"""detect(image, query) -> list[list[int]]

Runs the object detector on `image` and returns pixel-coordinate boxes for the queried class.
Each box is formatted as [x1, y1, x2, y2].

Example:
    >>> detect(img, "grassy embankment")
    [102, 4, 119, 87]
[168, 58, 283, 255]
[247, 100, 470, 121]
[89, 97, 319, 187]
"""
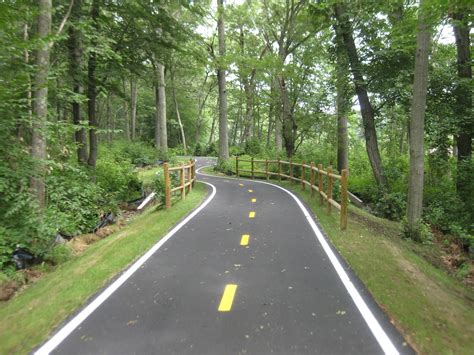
[203, 164, 474, 354]
[0, 182, 208, 354]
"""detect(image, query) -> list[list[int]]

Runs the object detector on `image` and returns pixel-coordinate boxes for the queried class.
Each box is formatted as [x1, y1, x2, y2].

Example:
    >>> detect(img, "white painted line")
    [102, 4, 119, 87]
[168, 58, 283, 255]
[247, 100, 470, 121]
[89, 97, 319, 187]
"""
[35, 181, 217, 355]
[197, 167, 399, 355]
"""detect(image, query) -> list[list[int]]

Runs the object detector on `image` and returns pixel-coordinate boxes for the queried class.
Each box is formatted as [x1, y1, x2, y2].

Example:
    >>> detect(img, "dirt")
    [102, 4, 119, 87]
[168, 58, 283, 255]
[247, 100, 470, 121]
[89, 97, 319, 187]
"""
[0, 281, 18, 301]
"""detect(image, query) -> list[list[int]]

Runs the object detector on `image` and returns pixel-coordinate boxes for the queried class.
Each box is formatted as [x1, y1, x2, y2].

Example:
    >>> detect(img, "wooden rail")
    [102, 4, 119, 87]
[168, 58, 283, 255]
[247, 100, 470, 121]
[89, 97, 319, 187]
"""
[236, 157, 349, 230]
[163, 159, 196, 209]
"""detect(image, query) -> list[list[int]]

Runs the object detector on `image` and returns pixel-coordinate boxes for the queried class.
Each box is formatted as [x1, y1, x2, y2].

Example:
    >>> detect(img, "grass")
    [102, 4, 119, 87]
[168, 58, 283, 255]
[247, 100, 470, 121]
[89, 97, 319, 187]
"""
[205, 166, 474, 354]
[0, 182, 208, 355]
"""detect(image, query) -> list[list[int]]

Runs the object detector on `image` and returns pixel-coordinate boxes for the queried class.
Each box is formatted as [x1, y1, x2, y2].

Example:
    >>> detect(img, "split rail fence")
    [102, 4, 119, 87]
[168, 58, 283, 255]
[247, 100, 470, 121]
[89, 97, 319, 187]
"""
[235, 157, 349, 230]
[163, 159, 196, 209]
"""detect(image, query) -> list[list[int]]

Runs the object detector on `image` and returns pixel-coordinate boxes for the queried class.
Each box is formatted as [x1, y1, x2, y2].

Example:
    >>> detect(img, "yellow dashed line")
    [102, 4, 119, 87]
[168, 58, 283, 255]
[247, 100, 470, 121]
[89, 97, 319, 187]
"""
[240, 234, 250, 246]
[251, 198, 257, 203]
[239, 183, 244, 187]
[218, 284, 238, 312]
[249, 211, 256, 218]
[248, 189, 253, 193]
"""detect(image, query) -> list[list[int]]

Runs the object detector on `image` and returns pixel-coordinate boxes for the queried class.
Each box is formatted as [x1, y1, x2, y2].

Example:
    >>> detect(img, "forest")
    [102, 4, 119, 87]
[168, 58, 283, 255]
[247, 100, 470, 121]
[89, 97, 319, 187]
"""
[0, 0, 472, 281]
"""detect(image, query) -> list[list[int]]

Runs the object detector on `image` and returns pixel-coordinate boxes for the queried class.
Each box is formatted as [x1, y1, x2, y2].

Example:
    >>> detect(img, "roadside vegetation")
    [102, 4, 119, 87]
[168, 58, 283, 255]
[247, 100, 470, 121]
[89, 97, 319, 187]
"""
[0, 182, 207, 355]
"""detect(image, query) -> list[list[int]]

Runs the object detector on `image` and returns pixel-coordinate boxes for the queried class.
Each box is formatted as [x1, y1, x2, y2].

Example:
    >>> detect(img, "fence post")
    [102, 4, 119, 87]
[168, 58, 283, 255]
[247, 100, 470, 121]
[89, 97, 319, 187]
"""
[310, 162, 315, 197]
[318, 163, 323, 205]
[181, 163, 186, 200]
[164, 162, 171, 209]
[189, 159, 193, 192]
[290, 159, 293, 182]
[327, 166, 333, 213]
[265, 159, 269, 180]
[340, 169, 348, 230]
[301, 161, 305, 190]
[278, 159, 282, 182]
[251, 157, 255, 179]
[191, 160, 195, 187]
[236, 156, 239, 177]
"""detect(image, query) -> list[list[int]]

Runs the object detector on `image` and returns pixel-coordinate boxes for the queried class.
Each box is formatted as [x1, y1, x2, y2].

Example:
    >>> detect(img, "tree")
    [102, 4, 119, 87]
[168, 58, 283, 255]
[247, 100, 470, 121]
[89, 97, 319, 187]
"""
[334, 3, 389, 188]
[451, 6, 472, 202]
[217, 0, 229, 162]
[68, 0, 88, 164]
[30, 0, 52, 209]
[87, 0, 99, 169]
[406, 0, 431, 240]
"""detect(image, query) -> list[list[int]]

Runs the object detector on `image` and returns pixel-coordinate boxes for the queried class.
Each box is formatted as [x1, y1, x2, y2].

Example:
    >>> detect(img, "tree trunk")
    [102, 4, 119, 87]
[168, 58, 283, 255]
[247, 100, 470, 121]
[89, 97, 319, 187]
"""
[278, 75, 295, 157]
[130, 78, 137, 141]
[106, 94, 112, 143]
[87, 0, 99, 169]
[334, 4, 389, 189]
[154, 82, 160, 148]
[334, 19, 350, 172]
[407, 0, 431, 241]
[217, 0, 229, 162]
[452, 10, 473, 197]
[68, 0, 88, 163]
[157, 63, 167, 152]
[30, 0, 52, 209]
[171, 70, 187, 154]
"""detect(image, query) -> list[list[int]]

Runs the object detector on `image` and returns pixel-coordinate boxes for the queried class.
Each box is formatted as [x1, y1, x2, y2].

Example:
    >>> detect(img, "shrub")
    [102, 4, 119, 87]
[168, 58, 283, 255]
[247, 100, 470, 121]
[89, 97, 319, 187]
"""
[43, 244, 72, 265]
[152, 169, 180, 203]
[205, 142, 218, 156]
[215, 159, 234, 175]
[244, 138, 261, 156]
[194, 143, 203, 156]
[95, 157, 142, 204]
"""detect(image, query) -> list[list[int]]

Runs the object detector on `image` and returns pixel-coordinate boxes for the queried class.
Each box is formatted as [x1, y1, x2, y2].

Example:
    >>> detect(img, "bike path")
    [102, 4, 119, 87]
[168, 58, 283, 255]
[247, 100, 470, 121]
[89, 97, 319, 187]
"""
[37, 157, 412, 354]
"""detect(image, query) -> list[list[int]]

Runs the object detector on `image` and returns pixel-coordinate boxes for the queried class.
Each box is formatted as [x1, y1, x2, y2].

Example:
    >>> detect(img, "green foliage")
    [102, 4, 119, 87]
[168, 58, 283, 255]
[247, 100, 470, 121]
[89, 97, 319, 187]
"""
[244, 137, 261, 156]
[215, 159, 234, 175]
[43, 244, 72, 266]
[205, 142, 218, 156]
[194, 143, 203, 156]
[152, 169, 179, 202]
[402, 218, 433, 244]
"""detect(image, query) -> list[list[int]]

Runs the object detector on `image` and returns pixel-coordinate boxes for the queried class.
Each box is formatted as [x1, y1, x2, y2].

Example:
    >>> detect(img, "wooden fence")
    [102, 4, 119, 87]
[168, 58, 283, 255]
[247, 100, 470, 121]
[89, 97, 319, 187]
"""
[163, 159, 196, 209]
[235, 157, 349, 230]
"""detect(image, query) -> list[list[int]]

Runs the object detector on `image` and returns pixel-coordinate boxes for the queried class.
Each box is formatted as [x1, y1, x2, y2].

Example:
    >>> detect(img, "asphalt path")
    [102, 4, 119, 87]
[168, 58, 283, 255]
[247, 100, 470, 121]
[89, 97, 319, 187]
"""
[36, 157, 412, 355]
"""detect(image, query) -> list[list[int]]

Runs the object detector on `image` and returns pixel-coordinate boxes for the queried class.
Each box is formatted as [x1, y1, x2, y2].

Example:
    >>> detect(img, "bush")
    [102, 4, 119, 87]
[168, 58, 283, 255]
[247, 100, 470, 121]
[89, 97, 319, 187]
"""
[372, 190, 407, 221]
[43, 244, 72, 265]
[215, 159, 234, 175]
[153, 169, 179, 203]
[205, 142, 218, 156]
[244, 138, 261, 156]
[95, 157, 142, 204]
[194, 143, 203, 156]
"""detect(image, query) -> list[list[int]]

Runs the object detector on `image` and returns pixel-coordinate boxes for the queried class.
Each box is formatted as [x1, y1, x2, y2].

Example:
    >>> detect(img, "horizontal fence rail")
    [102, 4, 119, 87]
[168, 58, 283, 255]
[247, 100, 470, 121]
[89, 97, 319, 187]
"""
[163, 159, 196, 209]
[236, 157, 349, 230]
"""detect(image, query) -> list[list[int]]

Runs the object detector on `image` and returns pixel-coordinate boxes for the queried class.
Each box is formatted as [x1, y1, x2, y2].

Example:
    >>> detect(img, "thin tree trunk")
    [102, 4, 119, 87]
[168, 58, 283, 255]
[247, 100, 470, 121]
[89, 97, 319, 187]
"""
[130, 78, 137, 141]
[87, 0, 99, 169]
[30, 0, 52, 209]
[334, 4, 389, 189]
[407, 0, 431, 240]
[208, 112, 217, 145]
[19, 22, 32, 140]
[217, 0, 229, 162]
[171, 70, 187, 154]
[195, 78, 213, 143]
[68, 0, 88, 163]
[106, 94, 112, 143]
[334, 20, 350, 172]
[452, 10, 473, 196]
[154, 81, 160, 148]
[157, 63, 167, 152]
[273, 77, 283, 151]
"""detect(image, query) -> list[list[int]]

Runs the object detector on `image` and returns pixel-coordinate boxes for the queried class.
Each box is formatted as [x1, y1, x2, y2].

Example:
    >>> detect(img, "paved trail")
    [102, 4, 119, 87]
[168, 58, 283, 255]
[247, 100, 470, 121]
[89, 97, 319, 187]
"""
[37, 157, 412, 355]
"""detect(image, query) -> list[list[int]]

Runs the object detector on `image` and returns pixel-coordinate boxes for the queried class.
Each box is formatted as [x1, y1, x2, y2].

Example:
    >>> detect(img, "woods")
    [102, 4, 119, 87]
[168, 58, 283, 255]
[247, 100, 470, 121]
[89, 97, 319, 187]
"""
[0, 1, 472, 279]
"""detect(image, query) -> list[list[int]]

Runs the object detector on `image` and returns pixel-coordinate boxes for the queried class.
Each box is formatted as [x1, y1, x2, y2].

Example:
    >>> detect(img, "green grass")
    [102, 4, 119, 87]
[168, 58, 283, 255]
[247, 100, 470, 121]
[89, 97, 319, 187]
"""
[137, 166, 161, 186]
[206, 166, 474, 354]
[0, 183, 208, 355]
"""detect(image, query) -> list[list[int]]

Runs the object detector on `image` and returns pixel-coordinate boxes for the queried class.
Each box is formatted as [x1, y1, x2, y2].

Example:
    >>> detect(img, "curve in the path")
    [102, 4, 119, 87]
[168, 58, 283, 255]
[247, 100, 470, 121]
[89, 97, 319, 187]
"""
[35, 157, 412, 355]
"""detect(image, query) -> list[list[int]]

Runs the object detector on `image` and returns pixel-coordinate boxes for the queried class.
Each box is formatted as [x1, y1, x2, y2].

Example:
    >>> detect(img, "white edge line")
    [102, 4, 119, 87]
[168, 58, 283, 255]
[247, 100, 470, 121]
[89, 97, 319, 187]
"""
[197, 166, 399, 355]
[35, 180, 216, 355]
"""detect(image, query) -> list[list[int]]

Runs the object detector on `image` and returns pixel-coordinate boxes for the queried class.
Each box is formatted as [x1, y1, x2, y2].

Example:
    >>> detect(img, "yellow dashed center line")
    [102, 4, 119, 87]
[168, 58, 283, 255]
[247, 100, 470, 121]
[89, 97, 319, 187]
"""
[239, 183, 244, 187]
[249, 211, 256, 218]
[248, 189, 253, 193]
[240, 234, 250, 246]
[251, 198, 257, 203]
[218, 284, 238, 312]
